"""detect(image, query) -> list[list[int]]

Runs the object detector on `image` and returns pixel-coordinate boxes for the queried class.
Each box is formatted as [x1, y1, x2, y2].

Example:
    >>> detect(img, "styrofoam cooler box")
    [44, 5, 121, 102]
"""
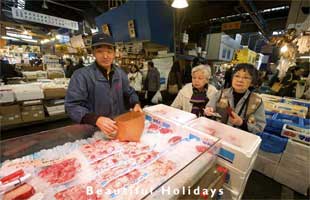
[12, 84, 44, 101]
[258, 149, 282, 163]
[284, 139, 310, 162]
[281, 124, 309, 144]
[144, 104, 197, 123]
[218, 151, 256, 193]
[181, 126, 221, 163]
[143, 104, 197, 133]
[274, 166, 309, 195]
[186, 117, 261, 171]
[221, 184, 244, 200]
[0, 89, 15, 103]
[254, 155, 278, 178]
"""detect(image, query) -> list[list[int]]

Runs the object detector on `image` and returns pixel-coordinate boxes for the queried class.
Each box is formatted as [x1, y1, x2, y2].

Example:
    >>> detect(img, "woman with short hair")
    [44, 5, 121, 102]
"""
[205, 63, 266, 134]
[171, 64, 218, 117]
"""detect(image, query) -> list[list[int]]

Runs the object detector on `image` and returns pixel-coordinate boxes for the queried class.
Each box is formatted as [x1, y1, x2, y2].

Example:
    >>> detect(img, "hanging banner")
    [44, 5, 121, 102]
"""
[12, 7, 79, 30]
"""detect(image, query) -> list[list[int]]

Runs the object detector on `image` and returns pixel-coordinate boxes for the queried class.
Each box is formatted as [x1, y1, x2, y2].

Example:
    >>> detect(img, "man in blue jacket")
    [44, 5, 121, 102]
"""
[65, 33, 142, 139]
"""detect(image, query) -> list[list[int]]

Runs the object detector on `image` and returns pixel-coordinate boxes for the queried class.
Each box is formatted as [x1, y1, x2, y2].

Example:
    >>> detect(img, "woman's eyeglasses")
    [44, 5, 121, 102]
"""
[233, 74, 252, 81]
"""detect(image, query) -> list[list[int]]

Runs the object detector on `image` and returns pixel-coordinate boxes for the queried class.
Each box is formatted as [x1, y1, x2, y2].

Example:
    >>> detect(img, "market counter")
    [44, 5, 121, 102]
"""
[0, 121, 221, 200]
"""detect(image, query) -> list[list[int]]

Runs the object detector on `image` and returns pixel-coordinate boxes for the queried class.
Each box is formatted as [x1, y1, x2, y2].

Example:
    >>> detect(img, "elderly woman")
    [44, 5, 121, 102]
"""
[171, 64, 218, 117]
[205, 63, 266, 134]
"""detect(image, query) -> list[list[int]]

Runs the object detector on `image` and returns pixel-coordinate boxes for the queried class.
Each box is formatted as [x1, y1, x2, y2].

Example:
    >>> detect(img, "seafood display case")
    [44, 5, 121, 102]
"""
[1, 119, 221, 200]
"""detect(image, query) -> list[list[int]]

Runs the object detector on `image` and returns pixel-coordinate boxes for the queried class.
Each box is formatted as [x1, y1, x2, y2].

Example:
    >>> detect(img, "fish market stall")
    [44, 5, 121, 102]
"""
[0, 108, 222, 200]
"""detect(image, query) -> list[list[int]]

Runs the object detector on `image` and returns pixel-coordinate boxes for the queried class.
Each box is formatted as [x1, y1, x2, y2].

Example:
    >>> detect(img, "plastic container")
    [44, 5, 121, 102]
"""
[265, 111, 275, 127]
[283, 98, 310, 108]
[271, 113, 303, 129]
[114, 111, 145, 142]
[186, 117, 261, 172]
[258, 132, 288, 153]
[217, 152, 256, 193]
[254, 155, 278, 178]
[281, 124, 309, 145]
[274, 102, 308, 118]
[263, 126, 282, 135]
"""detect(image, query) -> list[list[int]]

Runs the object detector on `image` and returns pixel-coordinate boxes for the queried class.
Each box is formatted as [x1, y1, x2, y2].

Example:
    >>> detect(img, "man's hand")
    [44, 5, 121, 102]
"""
[96, 116, 118, 139]
[133, 104, 143, 112]
[204, 107, 215, 116]
[229, 112, 243, 126]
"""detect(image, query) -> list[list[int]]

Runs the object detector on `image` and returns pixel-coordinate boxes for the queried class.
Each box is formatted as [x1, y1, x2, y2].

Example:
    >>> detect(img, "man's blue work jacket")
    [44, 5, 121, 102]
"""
[65, 62, 139, 123]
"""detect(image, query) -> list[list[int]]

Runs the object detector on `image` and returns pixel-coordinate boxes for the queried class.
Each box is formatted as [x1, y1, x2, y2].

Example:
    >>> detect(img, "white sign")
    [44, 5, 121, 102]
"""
[12, 8, 79, 30]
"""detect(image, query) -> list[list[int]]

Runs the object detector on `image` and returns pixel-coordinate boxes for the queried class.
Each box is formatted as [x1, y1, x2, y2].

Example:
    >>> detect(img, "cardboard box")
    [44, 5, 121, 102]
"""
[21, 110, 45, 123]
[0, 104, 20, 116]
[22, 100, 43, 106]
[43, 88, 66, 99]
[22, 104, 44, 112]
[0, 114, 22, 126]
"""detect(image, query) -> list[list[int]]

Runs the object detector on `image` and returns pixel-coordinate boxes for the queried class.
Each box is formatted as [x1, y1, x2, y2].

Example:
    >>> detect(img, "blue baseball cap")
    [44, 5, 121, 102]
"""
[91, 33, 115, 48]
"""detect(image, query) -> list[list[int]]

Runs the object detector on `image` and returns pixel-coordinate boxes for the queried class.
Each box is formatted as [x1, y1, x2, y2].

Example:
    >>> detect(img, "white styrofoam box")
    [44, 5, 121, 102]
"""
[274, 166, 309, 195]
[279, 152, 309, 178]
[143, 104, 197, 133]
[0, 89, 15, 103]
[284, 139, 310, 162]
[222, 184, 244, 200]
[254, 155, 278, 178]
[281, 124, 309, 145]
[217, 152, 256, 193]
[258, 149, 282, 163]
[187, 117, 261, 172]
[12, 84, 44, 101]
[144, 104, 197, 124]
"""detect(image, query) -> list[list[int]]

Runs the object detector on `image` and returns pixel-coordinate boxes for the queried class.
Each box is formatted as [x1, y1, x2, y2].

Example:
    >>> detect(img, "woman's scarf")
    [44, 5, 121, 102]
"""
[190, 85, 209, 117]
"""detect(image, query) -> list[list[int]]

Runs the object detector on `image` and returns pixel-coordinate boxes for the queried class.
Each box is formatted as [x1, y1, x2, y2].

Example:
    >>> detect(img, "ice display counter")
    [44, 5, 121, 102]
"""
[1, 119, 221, 200]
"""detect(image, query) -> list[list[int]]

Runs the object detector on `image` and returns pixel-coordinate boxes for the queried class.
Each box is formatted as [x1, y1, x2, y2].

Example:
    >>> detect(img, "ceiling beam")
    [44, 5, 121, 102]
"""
[239, 0, 269, 40]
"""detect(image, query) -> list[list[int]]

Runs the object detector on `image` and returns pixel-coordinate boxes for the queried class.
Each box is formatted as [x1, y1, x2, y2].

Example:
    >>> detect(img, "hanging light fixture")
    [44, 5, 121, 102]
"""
[171, 0, 188, 9]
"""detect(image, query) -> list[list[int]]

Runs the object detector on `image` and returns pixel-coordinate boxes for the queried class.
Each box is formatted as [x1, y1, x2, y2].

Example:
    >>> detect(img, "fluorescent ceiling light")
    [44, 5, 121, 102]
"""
[1, 36, 20, 41]
[7, 32, 32, 39]
[171, 0, 189, 8]
[22, 39, 38, 43]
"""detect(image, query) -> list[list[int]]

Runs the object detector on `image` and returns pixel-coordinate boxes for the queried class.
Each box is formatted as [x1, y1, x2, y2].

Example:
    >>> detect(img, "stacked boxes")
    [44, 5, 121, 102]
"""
[21, 101, 45, 123]
[12, 84, 44, 101]
[0, 104, 22, 126]
[273, 140, 310, 195]
[186, 117, 262, 199]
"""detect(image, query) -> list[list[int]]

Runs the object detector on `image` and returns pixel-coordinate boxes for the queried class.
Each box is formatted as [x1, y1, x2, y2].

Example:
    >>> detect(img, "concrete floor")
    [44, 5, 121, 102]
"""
[1, 118, 309, 199]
